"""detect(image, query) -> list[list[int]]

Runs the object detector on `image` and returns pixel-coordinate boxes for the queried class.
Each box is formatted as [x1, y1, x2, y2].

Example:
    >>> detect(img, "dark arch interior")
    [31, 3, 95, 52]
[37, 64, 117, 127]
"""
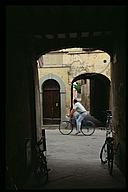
[42, 79, 60, 90]
[72, 73, 110, 124]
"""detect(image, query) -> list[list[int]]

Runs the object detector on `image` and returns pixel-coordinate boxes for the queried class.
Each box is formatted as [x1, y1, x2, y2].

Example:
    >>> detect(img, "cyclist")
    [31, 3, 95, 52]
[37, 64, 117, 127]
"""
[69, 99, 88, 135]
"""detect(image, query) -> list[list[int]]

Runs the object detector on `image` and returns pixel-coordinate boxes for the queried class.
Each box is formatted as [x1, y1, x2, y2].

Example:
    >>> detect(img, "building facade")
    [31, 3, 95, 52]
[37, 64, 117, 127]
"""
[38, 48, 111, 125]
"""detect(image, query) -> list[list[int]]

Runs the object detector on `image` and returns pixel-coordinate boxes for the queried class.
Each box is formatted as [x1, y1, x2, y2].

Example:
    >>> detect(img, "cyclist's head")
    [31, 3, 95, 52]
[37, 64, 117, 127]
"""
[73, 99, 78, 104]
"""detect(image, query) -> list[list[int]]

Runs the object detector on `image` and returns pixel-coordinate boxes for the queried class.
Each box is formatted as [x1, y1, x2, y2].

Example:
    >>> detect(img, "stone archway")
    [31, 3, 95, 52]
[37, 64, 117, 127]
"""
[72, 73, 111, 124]
[39, 73, 66, 126]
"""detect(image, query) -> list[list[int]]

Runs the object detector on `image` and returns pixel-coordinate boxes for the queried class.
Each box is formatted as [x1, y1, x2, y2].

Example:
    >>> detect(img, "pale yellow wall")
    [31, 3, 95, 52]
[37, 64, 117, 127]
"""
[81, 79, 90, 110]
[38, 48, 111, 80]
[63, 50, 111, 80]
[38, 48, 111, 116]
[42, 53, 63, 66]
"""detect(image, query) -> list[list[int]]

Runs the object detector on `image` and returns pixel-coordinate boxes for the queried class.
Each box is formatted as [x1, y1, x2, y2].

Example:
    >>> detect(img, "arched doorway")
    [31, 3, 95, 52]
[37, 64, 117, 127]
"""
[42, 79, 61, 125]
[72, 73, 111, 125]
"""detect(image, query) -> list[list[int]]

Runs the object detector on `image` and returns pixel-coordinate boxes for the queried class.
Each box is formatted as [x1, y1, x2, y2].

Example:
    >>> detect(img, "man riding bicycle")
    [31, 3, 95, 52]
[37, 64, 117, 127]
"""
[69, 99, 88, 135]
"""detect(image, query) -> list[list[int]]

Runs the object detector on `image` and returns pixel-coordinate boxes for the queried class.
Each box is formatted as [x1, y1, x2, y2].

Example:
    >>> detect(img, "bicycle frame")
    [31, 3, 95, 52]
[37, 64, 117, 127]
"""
[106, 111, 112, 137]
[100, 110, 115, 175]
[32, 137, 49, 188]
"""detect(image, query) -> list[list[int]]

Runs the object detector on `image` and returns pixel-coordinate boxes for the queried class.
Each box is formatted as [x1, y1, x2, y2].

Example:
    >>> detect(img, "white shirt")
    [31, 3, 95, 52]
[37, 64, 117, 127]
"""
[73, 102, 87, 114]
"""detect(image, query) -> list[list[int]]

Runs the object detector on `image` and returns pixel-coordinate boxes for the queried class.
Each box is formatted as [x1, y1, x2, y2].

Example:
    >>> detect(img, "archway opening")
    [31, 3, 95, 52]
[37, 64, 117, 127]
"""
[36, 47, 124, 189]
[37, 48, 111, 124]
[72, 73, 111, 125]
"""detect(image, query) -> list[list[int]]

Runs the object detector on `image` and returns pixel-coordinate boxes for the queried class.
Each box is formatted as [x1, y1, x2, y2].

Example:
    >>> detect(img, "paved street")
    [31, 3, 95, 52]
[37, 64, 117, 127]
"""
[42, 128, 126, 190]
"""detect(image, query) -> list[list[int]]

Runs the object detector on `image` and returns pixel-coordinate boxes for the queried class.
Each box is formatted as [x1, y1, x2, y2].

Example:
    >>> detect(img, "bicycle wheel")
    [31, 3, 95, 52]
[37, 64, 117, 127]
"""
[81, 120, 95, 136]
[100, 142, 107, 164]
[59, 121, 73, 135]
[107, 143, 114, 175]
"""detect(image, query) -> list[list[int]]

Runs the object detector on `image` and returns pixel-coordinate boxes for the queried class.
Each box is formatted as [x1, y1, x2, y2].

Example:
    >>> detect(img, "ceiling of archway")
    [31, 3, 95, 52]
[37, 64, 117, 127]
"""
[6, 6, 126, 56]
[7, 6, 125, 35]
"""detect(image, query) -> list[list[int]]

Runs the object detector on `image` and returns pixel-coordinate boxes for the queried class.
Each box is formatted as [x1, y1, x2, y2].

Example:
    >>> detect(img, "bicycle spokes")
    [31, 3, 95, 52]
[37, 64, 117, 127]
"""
[59, 121, 73, 135]
[81, 121, 95, 136]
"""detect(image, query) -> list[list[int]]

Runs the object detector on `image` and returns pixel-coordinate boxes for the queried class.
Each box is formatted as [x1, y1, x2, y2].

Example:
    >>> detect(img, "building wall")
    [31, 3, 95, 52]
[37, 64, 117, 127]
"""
[81, 79, 90, 110]
[38, 48, 111, 121]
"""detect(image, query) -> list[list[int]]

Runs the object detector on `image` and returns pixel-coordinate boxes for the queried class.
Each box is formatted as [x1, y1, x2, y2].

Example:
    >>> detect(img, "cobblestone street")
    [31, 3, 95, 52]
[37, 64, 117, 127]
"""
[42, 128, 126, 190]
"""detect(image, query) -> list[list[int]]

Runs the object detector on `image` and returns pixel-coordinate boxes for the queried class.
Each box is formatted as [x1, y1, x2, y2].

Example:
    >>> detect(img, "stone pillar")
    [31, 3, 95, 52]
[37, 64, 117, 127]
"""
[31, 54, 42, 141]
[6, 33, 38, 186]
[111, 28, 126, 175]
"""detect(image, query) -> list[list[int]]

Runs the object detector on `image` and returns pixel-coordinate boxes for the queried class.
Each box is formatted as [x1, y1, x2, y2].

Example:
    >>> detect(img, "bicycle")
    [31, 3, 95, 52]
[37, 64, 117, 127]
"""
[59, 114, 95, 136]
[100, 110, 120, 175]
[32, 136, 49, 186]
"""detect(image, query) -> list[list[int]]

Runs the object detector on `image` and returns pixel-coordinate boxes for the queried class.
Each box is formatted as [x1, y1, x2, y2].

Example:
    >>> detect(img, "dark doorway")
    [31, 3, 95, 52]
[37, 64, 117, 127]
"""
[42, 79, 61, 125]
[72, 73, 111, 125]
[90, 74, 110, 124]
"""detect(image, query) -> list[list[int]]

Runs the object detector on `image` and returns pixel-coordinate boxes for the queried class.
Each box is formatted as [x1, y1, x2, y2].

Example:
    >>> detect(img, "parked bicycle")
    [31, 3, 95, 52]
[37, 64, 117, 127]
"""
[100, 110, 120, 175]
[59, 115, 95, 136]
[32, 136, 49, 186]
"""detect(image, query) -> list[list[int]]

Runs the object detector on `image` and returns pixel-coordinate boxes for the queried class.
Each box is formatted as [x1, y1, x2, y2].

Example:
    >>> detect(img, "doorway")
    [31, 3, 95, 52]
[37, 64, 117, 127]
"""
[71, 73, 111, 125]
[42, 79, 61, 125]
